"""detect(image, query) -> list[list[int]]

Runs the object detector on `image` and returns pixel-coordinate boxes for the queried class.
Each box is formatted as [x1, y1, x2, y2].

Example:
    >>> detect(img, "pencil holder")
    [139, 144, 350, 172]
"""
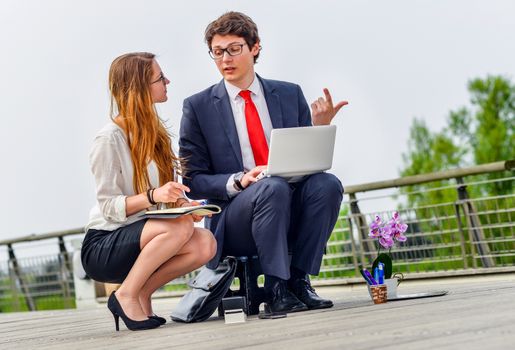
[383, 278, 399, 298]
[369, 285, 387, 304]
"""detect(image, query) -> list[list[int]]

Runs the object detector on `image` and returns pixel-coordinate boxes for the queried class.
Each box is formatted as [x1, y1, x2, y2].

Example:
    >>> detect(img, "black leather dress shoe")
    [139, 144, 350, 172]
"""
[289, 276, 334, 310]
[266, 280, 308, 313]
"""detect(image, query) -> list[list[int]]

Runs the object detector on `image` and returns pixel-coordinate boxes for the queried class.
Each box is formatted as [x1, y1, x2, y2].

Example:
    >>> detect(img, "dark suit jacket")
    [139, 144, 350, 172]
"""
[179, 75, 312, 267]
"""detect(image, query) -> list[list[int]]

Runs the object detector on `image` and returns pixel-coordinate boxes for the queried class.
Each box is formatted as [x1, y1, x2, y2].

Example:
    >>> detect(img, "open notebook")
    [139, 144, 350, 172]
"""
[144, 204, 221, 219]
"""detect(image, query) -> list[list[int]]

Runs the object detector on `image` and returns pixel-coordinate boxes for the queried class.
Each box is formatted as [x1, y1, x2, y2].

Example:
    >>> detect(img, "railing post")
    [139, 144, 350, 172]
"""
[346, 217, 361, 276]
[349, 194, 374, 266]
[58, 236, 72, 273]
[58, 236, 73, 308]
[456, 177, 495, 268]
[7, 244, 36, 311]
[349, 193, 375, 253]
[7, 249, 21, 312]
[454, 203, 469, 269]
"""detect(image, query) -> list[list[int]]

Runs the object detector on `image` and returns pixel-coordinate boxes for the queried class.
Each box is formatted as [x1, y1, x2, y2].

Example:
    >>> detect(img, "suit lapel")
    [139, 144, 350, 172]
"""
[213, 81, 244, 169]
[259, 75, 284, 129]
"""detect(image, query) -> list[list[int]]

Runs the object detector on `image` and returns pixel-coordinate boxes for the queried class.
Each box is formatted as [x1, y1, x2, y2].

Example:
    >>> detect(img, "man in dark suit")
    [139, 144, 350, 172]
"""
[179, 12, 347, 313]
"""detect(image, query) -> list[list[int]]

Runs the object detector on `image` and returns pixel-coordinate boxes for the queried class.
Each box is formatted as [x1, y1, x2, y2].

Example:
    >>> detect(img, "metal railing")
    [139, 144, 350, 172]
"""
[1, 160, 513, 312]
[318, 160, 515, 282]
[0, 229, 84, 312]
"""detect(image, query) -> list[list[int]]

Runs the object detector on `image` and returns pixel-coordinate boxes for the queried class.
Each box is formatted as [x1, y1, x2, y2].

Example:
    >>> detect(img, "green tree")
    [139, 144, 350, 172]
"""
[401, 75, 515, 207]
[456, 77, 515, 194]
[400, 119, 464, 207]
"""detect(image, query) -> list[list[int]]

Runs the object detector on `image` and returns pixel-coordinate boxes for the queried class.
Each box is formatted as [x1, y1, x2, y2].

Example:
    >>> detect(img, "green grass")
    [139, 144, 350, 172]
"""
[0, 293, 75, 313]
[162, 284, 190, 292]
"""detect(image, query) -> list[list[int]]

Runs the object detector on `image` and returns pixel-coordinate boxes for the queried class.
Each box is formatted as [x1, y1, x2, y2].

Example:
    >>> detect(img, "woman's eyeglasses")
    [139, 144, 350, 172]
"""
[151, 72, 167, 84]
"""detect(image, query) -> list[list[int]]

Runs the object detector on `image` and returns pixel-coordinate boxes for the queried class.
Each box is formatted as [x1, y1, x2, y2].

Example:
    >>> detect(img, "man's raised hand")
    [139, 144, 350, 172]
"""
[311, 88, 348, 126]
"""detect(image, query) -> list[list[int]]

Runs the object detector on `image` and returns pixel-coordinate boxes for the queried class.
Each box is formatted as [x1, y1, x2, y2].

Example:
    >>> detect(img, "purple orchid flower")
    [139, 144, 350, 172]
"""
[394, 231, 408, 242]
[370, 212, 409, 248]
[368, 215, 383, 238]
[379, 235, 395, 249]
[389, 211, 408, 242]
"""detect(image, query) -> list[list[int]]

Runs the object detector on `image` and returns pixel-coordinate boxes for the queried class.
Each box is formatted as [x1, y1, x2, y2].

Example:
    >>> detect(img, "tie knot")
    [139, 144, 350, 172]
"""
[239, 90, 252, 102]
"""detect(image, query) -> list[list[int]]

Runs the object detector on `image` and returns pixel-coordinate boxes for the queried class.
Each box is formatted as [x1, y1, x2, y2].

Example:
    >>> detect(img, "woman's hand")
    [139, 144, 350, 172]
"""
[188, 200, 209, 222]
[153, 182, 190, 204]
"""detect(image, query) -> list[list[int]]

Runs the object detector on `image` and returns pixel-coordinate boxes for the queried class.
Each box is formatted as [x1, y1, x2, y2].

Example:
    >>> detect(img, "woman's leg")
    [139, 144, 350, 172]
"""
[114, 216, 195, 320]
[138, 228, 216, 315]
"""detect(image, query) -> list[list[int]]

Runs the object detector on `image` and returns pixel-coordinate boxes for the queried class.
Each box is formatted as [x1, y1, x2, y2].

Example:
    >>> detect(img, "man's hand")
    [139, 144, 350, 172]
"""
[311, 88, 348, 126]
[241, 165, 268, 188]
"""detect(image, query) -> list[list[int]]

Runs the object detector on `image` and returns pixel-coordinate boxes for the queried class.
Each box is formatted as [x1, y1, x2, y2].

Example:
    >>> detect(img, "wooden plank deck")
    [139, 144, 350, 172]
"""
[1, 273, 515, 350]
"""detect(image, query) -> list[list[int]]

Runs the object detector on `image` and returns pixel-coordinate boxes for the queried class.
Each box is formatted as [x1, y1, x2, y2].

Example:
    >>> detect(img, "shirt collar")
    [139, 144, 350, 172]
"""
[224, 74, 263, 102]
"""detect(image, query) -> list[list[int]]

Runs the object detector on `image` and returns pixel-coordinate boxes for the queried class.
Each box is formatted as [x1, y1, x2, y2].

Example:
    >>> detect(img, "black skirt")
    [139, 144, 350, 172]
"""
[81, 219, 147, 283]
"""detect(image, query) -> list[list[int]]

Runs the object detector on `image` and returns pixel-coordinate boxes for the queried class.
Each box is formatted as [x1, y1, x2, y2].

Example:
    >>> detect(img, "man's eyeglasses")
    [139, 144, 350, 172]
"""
[209, 43, 246, 60]
[151, 72, 167, 85]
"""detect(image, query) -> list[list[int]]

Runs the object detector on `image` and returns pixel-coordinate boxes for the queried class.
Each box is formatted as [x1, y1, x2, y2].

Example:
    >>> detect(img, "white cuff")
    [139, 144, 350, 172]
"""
[103, 195, 128, 223]
[226, 174, 240, 198]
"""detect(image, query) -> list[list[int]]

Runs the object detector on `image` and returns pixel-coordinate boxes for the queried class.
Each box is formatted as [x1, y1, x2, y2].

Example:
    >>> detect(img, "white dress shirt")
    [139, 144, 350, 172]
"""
[224, 75, 273, 196]
[86, 122, 161, 231]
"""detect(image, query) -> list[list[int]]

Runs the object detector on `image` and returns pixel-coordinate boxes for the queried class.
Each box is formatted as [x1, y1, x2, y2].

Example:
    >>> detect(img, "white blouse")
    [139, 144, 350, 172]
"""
[86, 122, 160, 232]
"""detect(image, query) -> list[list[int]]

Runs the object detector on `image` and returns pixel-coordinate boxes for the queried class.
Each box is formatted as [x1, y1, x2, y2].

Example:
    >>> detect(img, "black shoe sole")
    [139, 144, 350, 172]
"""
[306, 302, 334, 310]
[266, 303, 308, 314]
[286, 305, 309, 313]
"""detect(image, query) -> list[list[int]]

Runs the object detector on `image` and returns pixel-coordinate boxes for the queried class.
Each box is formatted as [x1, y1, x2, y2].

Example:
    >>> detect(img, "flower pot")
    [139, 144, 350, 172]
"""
[369, 285, 387, 304]
[367, 277, 401, 300]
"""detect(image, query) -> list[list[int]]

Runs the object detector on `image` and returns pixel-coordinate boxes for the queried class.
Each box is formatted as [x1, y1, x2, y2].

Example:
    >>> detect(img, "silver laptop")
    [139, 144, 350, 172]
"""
[257, 125, 337, 180]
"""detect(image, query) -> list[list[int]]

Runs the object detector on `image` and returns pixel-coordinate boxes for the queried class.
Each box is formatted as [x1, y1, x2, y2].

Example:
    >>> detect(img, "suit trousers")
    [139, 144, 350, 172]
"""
[221, 172, 343, 280]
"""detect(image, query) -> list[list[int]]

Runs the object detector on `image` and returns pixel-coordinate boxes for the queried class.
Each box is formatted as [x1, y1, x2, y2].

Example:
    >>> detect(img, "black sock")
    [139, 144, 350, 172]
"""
[290, 266, 308, 280]
[264, 274, 283, 291]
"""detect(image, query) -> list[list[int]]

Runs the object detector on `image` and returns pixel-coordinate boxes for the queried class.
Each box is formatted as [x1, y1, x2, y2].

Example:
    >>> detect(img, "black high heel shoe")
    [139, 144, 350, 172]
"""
[149, 314, 167, 325]
[107, 292, 161, 331]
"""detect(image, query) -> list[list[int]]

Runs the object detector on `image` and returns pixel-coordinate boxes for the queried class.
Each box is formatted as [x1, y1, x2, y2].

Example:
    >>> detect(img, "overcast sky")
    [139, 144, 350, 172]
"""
[1, 0, 514, 243]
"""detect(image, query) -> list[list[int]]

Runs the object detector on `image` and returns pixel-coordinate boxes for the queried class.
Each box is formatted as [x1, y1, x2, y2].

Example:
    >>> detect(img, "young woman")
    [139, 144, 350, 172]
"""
[81, 52, 216, 331]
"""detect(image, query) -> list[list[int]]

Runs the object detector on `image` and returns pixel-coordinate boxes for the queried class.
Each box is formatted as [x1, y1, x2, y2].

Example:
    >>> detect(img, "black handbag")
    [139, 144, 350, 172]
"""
[171, 257, 237, 323]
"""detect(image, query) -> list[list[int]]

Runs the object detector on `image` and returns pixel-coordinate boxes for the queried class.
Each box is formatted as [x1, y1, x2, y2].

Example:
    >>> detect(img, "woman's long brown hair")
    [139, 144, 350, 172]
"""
[108, 52, 182, 200]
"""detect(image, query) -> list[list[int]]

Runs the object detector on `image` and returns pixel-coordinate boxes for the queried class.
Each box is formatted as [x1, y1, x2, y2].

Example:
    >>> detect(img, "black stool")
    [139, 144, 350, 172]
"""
[218, 256, 265, 316]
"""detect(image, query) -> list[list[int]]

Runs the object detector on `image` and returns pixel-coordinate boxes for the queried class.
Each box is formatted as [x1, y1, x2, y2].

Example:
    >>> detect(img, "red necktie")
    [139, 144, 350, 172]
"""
[239, 90, 269, 166]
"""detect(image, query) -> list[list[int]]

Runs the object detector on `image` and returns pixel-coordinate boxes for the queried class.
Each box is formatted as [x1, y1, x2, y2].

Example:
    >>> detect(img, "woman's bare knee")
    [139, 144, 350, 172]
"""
[141, 216, 195, 249]
[172, 216, 195, 243]
[193, 228, 217, 264]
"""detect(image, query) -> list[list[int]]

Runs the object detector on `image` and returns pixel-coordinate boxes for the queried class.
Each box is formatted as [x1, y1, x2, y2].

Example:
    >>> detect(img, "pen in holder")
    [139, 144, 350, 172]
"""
[361, 266, 387, 303]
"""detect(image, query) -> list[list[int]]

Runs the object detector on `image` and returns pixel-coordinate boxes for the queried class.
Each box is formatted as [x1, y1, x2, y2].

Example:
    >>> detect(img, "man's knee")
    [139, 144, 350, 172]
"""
[256, 177, 291, 202]
[307, 173, 343, 200]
